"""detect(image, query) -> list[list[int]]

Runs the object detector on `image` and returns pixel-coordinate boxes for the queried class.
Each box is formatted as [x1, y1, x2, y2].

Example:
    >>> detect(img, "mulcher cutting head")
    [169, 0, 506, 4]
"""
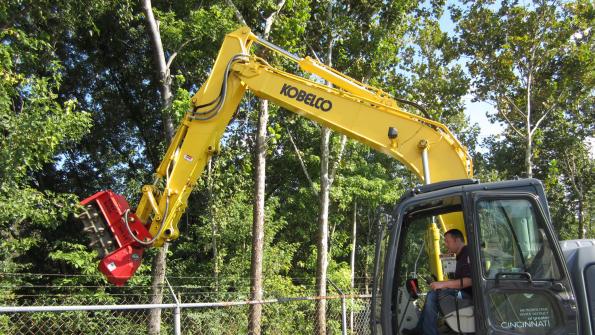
[78, 203, 115, 258]
[78, 190, 153, 286]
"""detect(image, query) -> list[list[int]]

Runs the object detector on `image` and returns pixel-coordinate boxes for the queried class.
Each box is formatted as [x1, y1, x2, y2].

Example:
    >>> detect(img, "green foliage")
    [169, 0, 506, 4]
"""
[49, 242, 102, 276]
[0, 22, 93, 294]
[0, 31, 91, 183]
[455, 0, 594, 238]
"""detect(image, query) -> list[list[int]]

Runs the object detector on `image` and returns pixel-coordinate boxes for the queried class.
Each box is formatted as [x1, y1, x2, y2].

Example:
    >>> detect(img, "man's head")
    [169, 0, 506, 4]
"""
[444, 229, 466, 254]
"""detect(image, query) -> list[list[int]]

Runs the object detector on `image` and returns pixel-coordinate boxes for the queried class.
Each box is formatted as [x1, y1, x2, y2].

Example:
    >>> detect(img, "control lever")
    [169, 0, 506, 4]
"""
[424, 275, 437, 285]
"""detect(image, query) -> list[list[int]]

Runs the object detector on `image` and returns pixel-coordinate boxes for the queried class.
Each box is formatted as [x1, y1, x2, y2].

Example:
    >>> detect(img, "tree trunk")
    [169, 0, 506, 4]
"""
[142, 1, 175, 334]
[148, 243, 169, 335]
[578, 198, 585, 239]
[316, 4, 334, 333]
[349, 200, 357, 332]
[563, 153, 587, 239]
[316, 126, 332, 335]
[208, 158, 219, 291]
[142, 0, 174, 138]
[588, 200, 592, 237]
[249, 99, 269, 335]
[364, 209, 373, 295]
[525, 71, 533, 178]
[525, 118, 532, 178]
[246, 3, 285, 333]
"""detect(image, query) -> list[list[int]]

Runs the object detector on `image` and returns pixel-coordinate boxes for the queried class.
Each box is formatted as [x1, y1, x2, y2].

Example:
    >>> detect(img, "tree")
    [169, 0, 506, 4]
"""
[243, 2, 288, 333]
[454, 0, 589, 178]
[545, 0, 594, 238]
[140, 0, 179, 333]
[397, 7, 475, 147]
[0, 19, 92, 295]
[456, 0, 594, 238]
[561, 147, 594, 238]
[303, 0, 421, 331]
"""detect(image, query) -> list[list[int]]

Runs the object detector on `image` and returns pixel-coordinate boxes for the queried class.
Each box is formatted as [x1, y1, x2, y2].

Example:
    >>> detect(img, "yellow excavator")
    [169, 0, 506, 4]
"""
[79, 27, 591, 334]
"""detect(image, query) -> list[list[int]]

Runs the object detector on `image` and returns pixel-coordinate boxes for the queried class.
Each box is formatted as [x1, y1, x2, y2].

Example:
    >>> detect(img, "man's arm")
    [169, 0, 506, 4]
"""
[430, 277, 471, 290]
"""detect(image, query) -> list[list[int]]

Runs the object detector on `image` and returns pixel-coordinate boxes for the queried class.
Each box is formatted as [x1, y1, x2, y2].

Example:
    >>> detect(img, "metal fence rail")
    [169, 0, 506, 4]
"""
[0, 294, 372, 334]
[0, 274, 373, 335]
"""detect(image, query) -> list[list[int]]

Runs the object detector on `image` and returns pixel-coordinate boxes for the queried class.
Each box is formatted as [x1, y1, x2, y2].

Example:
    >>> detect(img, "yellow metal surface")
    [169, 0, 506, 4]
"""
[143, 186, 162, 221]
[138, 27, 252, 246]
[234, 61, 471, 182]
[137, 25, 474, 270]
[427, 223, 444, 281]
[135, 185, 154, 223]
[439, 212, 466, 238]
[434, 211, 465, 280]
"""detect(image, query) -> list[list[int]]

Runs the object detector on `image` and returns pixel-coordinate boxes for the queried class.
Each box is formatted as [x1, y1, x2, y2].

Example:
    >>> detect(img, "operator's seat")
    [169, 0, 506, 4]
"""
[438, 292, 475, 333]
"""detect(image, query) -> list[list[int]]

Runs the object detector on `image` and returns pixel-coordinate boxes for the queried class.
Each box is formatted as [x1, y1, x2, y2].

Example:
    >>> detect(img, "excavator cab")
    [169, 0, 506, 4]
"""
[372, 179, 579, 334]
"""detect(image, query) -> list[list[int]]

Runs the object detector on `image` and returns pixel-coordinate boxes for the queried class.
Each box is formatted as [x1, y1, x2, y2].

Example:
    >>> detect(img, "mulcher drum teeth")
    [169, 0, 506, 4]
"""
[77, 203, 116, 259]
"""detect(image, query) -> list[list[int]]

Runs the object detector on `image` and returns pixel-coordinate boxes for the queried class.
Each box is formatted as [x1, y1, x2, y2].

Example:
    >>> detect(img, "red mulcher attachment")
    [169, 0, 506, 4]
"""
[78, 191, 153, 286]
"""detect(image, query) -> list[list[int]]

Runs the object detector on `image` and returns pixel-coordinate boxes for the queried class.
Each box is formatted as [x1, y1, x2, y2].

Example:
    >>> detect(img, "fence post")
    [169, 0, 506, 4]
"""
[174, 305, 181, 335]
[165, 278, 181, 335]
[328, 279, 347, 335]
[341, 295, 347, 335]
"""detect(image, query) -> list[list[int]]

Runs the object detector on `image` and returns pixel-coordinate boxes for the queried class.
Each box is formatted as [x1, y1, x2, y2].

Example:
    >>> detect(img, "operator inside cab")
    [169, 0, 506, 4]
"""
[402, 229, 472, 335]
[391, 196, 476, 335]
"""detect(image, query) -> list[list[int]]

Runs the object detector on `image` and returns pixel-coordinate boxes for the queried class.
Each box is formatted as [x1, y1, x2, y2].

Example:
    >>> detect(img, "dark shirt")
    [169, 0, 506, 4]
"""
[455, 245, 472, 296]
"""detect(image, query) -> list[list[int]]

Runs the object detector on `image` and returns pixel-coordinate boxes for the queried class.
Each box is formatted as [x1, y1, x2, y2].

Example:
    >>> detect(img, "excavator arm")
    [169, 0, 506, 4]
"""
[79, 27, 472, 285]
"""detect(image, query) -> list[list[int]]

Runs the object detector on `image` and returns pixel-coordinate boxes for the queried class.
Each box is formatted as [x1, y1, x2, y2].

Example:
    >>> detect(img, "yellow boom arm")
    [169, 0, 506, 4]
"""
[135, 27, 472, 277]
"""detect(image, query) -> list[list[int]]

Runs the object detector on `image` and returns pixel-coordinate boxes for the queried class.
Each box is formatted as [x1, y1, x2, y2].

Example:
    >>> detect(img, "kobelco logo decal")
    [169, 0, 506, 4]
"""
[280, 84, 333, 112]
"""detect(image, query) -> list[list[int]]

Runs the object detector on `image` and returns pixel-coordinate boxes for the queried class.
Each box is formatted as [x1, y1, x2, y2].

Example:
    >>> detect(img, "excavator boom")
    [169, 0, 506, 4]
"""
[79, 27, 471, 285]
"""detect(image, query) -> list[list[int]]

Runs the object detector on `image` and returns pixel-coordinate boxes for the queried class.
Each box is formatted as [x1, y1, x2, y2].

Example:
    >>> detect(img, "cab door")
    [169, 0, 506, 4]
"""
[471, 192, 578, 334]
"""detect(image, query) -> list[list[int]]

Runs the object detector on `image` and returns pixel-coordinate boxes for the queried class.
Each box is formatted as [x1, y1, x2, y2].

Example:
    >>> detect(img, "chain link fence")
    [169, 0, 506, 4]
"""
[0, 275, 372, 335]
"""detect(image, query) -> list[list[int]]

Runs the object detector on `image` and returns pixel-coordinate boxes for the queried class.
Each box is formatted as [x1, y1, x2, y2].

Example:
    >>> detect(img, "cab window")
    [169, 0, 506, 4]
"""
[477, 198, 563, 333]
[477, 198, 561, 280]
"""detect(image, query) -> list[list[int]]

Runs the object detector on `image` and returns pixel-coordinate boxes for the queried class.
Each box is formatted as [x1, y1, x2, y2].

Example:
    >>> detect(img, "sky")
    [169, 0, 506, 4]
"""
[463, 96, 504, 143]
